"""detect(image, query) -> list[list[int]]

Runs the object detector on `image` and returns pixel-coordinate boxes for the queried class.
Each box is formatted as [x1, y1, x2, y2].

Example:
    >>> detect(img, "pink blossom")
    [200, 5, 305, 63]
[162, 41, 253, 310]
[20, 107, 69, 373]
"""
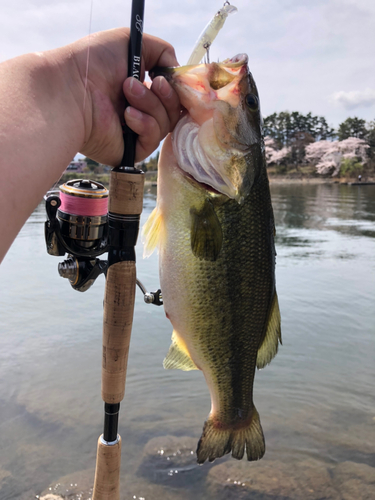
[338, 137, 369, 163]
[264, 136, 291, 164]
[269, 147, 292, 164]
[305, 137, 369, 176]
[264, 136, 277, 149]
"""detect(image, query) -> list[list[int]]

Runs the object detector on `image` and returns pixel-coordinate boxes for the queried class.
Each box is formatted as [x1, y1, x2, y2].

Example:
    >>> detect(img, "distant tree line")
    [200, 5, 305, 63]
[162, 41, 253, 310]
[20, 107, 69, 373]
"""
[263, 111, 335, 147]
[264, 112, 375, 151]
[264, 112, 375, 145]
[264, 112, 375, 176]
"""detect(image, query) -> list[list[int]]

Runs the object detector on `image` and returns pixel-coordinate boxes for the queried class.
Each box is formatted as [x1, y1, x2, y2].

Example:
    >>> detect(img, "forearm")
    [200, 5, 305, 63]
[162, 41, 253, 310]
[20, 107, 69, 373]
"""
[0, 48, 84, 262]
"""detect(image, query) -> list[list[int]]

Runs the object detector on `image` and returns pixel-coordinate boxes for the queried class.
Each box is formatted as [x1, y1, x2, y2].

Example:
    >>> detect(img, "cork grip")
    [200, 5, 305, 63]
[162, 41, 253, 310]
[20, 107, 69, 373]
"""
[109, 171, 144, 215]
[102, 261, 136, 403]
[101, 169, 144, 404]
[93, 436, 122, 500]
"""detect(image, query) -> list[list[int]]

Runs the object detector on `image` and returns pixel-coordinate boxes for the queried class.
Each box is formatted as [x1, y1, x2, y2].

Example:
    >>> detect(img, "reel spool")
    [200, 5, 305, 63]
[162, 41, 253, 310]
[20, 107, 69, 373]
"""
[58, 179, 109, 250]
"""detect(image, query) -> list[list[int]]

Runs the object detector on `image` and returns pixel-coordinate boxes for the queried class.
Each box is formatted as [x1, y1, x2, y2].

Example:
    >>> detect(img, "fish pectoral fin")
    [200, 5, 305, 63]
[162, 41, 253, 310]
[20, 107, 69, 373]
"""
[163, 330, 198, 371]
[142, 206, 164, 258]
[256, 292, 282, 369]
[190, 199, 223, 261]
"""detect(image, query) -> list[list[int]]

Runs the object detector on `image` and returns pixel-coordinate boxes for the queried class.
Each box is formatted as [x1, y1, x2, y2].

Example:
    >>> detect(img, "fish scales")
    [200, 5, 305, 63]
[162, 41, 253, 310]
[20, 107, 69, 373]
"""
[144, 55, 281, 464]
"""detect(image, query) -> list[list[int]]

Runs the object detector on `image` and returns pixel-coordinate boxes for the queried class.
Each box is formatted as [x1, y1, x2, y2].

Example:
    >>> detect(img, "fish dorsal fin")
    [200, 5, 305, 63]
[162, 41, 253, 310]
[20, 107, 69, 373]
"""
[163, 330, 198, 371]
[142, 206, 163, 258]
[190, 199, 223, 261]
[256, 292, 282, 369]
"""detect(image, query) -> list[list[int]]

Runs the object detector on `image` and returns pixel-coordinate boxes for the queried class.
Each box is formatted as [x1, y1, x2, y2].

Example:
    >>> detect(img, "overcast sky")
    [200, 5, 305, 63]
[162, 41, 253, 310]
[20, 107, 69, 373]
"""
[1, 0, 374, 129]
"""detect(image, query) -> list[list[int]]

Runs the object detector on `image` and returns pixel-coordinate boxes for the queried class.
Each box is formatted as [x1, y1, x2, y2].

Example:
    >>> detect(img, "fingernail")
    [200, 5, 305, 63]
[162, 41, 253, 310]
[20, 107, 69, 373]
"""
[158, 76, 173, 98]
[129, 77, 146, 97]
[126, 106, 143, 120]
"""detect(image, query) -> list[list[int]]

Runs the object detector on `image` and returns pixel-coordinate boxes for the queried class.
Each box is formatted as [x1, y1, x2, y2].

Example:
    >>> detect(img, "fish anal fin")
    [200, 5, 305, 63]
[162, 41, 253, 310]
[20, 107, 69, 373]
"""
[196, 406, 265, 464]
[163, 330, 198, 371]
[142, 206, 164, 258]
[256, 292, 282, 369]
[190, 199, 223, 261]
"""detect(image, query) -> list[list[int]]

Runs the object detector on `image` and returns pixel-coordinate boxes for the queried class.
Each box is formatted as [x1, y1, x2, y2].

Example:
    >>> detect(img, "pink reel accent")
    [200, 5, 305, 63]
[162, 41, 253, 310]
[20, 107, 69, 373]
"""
[60, 191, 108, 216]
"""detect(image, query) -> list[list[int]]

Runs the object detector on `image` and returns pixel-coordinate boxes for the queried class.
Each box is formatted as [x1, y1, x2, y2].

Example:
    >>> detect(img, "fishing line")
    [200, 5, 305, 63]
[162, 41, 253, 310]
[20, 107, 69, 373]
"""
[82, 0, 94, 113]
[59, 179, 109, 217]
[59, 191, 108, 217]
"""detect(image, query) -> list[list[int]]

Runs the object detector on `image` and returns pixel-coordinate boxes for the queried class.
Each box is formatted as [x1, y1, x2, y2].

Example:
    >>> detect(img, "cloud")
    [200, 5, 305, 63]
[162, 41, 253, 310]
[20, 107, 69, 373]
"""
[331, 89, 375, 110]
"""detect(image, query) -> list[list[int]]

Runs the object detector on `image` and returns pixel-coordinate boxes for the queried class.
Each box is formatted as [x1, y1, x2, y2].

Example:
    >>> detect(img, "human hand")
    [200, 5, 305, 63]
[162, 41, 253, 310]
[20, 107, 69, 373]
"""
[61, 28, 181, 166]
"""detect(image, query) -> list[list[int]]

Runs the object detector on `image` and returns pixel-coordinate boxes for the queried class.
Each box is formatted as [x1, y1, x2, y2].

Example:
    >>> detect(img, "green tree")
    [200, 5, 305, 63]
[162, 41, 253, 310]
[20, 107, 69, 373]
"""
[337, 117, 367, 141]
[290, 131, 315, 164]
[84, 157, 100, 172]
[263, 111, 335, 148]
[340, 157, 363, 177]
[145, 151, 160, 171]
[308, 114, 335, 141]
[140, 161, 147, 172]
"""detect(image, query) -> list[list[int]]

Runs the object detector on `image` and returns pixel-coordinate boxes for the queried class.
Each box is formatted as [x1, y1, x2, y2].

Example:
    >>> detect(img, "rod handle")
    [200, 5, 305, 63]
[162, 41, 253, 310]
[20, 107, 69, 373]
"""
[102, 260, 136, 403]
[109, 170, 144, 214]
[93, 436, 122, 500]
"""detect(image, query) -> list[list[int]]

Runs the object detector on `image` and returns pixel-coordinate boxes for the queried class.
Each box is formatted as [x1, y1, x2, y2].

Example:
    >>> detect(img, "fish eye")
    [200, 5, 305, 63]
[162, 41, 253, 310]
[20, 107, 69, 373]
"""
[245, 94, 259, 111]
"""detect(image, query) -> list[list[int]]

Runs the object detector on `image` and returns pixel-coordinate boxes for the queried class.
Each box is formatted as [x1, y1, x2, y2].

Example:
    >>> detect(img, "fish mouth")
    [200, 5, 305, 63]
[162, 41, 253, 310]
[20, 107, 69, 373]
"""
[150, 53, 248, 91]
[152, 55, 251, 202]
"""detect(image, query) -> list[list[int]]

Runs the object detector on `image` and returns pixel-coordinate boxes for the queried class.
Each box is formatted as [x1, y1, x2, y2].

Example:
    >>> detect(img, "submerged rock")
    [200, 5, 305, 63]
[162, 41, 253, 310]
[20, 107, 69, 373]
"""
[39, 469, 94, 500]
[332, 461, 375, 500]
[120, 473, 191, 500]
[138, 435, 212, 487]
[207, 458, 340, 500]
[39, 467, 190, 500]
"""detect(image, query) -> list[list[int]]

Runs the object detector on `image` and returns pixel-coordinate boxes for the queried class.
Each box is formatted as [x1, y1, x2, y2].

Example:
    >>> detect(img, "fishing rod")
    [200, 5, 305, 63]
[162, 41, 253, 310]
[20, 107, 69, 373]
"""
[91, 0, 146, 492]
[43, 0, 165, 497]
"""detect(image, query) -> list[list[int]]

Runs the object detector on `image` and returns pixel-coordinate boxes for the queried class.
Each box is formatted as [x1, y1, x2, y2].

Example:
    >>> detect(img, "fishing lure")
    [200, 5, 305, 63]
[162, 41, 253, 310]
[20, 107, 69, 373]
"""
[187, 1, 238, 65]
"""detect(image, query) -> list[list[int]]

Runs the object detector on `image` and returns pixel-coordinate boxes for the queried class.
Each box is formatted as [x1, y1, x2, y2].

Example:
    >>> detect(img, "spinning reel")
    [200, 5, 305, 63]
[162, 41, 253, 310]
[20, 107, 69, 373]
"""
[44, 178, 162, 304]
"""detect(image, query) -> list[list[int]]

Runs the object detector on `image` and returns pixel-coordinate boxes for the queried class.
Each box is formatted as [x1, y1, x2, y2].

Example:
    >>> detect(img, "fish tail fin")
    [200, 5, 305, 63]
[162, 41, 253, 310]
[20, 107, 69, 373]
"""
[196, 406, 265, 464]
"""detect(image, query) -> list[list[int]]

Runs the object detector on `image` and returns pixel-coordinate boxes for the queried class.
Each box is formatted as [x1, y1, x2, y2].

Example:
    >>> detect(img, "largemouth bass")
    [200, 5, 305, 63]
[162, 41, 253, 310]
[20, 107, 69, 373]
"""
[144, 54, 281, 463]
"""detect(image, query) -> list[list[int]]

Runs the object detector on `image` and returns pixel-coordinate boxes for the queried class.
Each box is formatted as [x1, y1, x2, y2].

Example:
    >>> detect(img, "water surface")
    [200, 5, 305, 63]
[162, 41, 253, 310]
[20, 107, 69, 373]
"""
[0, 183, 374, 499]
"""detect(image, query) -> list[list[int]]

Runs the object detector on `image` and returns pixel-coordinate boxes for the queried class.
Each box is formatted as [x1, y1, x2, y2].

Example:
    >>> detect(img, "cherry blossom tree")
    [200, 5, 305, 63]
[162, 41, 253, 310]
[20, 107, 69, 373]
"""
[264, 136, 292, 165]
[305, 138, 369, 176]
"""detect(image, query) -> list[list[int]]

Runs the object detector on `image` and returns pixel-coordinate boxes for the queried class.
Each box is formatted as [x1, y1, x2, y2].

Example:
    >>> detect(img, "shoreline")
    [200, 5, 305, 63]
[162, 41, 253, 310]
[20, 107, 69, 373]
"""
[268, 176, 375, 185]
[57, 172, 375, 189]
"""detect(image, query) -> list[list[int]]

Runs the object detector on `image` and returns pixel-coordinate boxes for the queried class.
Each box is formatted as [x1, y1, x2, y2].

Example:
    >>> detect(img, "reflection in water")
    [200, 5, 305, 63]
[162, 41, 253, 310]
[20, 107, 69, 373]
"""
[0, 184, 374, 499]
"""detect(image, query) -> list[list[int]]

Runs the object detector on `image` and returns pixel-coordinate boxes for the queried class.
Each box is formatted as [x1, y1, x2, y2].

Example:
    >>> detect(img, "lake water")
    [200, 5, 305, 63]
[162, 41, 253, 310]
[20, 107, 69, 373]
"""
[0, 183, 374, 499]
